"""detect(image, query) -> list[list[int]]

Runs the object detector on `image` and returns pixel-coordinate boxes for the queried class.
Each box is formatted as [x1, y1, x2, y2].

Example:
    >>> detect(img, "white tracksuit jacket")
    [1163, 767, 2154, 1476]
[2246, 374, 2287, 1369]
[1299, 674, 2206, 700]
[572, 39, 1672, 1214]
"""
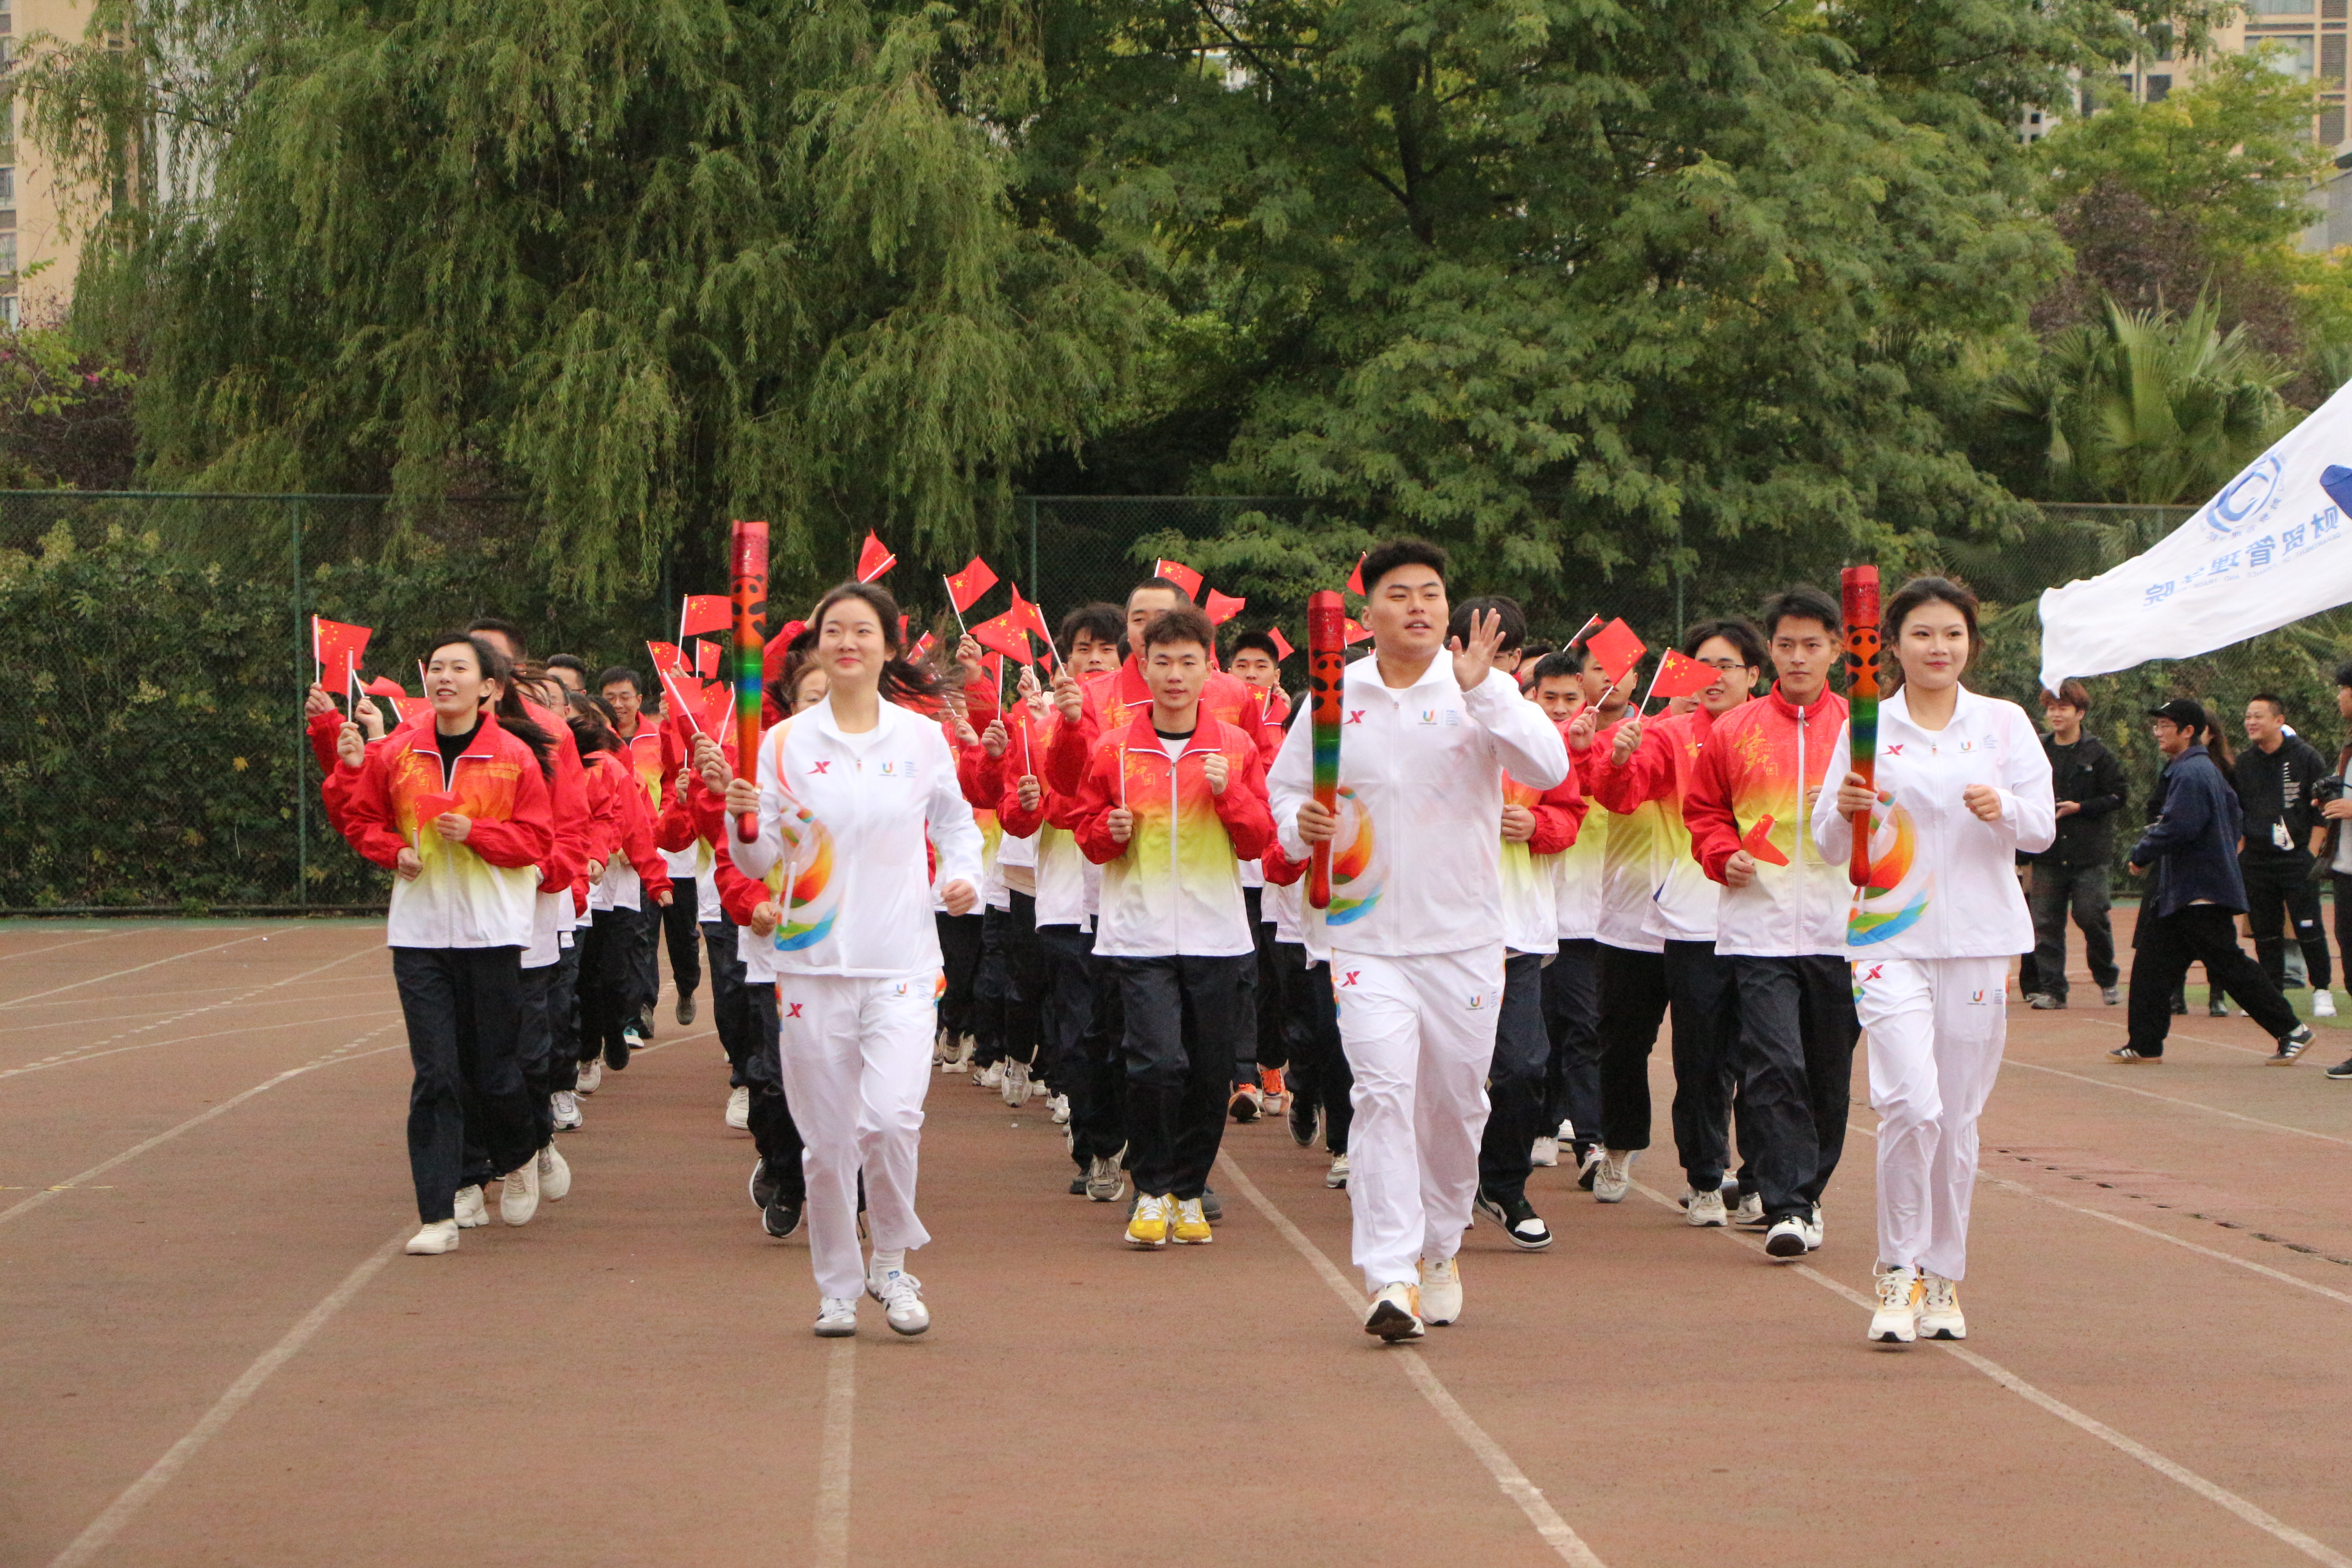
[1268, 658, 1570, 957]
[1808, 685, 2056, 959]
[734, 700, 985, 980]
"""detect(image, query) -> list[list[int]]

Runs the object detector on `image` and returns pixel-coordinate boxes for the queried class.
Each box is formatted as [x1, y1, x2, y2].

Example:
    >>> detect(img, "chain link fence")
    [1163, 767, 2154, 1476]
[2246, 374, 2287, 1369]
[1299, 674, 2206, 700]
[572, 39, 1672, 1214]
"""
[5, 492, 2347, 912]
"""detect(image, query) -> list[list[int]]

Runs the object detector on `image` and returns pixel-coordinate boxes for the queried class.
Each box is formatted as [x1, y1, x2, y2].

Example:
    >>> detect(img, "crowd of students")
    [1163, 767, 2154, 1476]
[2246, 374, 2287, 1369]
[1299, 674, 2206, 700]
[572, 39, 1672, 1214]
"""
[304, 539, 2346, 1349]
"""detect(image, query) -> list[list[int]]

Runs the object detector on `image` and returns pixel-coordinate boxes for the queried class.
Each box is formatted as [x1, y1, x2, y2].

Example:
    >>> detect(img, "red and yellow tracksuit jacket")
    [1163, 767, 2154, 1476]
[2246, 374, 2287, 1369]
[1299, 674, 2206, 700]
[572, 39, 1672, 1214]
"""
[1683, 685, 1852, 958]
[343, 712, 555, 949]
[1069, 714, 1275, 959]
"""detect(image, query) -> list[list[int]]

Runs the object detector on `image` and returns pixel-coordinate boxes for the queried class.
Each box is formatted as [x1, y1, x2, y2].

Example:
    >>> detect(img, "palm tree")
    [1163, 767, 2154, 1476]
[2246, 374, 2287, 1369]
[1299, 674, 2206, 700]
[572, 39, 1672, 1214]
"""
[1988, 293, 2295, 505]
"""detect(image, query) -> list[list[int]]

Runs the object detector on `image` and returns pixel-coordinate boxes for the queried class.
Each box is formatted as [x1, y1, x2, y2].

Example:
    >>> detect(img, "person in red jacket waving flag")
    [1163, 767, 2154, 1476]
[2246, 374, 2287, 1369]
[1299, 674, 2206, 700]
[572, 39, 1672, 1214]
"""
[1681, 588, 1857, 1260]
[1067, 605, 1276, 1249]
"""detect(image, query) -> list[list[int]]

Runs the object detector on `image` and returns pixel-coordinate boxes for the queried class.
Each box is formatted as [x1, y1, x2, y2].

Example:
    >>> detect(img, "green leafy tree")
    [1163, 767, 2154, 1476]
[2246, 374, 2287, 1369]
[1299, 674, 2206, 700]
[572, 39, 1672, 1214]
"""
[1985, 292, 2293, 504]
[17, 0, 1154, 599]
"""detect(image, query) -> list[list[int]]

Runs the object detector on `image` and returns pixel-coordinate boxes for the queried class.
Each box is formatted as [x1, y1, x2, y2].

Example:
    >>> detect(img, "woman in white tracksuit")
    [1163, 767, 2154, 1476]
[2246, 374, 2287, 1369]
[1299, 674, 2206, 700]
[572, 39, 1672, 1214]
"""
[728, 582, 983, 1339]
[1812, 577, 2053, 1346]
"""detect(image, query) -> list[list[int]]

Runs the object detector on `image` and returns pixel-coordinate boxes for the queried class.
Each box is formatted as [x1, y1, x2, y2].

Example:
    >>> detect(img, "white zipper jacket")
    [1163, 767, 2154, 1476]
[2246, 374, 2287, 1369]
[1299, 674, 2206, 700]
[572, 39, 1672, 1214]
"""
[1269, 658, 1570, 958]
[1548, 808, 1605, 942]
[734, 700, 985, 979]
[1809, 685, 2056, 959]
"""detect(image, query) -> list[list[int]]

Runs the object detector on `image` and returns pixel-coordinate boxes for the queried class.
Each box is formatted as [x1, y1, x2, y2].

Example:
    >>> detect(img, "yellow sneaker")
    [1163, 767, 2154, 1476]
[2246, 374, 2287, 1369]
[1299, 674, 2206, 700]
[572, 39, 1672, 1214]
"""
[1171, 1196, 1213, 1244]
[1126, 1193, 1171, 1249]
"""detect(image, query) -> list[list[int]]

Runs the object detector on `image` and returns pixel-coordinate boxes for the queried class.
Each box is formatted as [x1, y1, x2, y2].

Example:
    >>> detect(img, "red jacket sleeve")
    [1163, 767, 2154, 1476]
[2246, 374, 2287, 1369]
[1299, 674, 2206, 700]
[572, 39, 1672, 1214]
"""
[615, 779, 672, 899]
[464, 756, 556, 872]
[1070, 735, 1130, 866]
[1045, 685, 1106, 796]
[1525, 760, 1586, 856]
[1259, 840, 1308, 887]
[1587, 719, 1676, 816]
[655, 776, 701, 853]
[307, 708, 344, 774]
[1210, 721, 1275, 862]
[1682, 721, 1746, 882]
[996, 769, 1049, 838]
[957, 737, 1007, 810]
[342, 747, 409, 870]
[710, 836, 770, 926]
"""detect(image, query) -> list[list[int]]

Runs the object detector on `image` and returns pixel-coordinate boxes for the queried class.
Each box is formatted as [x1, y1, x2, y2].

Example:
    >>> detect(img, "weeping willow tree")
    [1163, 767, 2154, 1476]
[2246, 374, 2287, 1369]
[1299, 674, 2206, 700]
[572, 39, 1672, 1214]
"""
[16, 0, 1153, 595]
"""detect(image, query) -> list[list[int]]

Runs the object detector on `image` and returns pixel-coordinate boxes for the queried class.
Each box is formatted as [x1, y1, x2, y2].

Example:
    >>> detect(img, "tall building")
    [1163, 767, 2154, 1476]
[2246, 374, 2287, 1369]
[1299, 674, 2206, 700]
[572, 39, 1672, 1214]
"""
[6, 0, 93, 327]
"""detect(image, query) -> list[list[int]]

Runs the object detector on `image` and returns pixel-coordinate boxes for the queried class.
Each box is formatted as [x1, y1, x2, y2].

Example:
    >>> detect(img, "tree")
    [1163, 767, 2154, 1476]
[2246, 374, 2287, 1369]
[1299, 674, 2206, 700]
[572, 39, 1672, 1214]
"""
[1984, 293, 2293, 505]
[17, 0, 1155, 599]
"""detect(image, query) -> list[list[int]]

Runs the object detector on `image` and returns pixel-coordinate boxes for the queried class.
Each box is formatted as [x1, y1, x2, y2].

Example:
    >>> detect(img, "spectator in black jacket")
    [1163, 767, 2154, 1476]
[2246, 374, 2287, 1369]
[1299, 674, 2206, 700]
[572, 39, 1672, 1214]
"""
[2023, 680, 2126, 1010]
[2235, 692, 2335, 1016]
[2317, 663, 2352, 1078]
[2115, 701, 2310, 1063]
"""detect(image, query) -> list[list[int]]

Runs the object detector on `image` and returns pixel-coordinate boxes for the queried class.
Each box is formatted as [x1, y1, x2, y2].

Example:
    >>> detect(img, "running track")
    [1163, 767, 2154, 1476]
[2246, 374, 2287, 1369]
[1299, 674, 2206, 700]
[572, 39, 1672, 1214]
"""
[5, 917, 2352, 1567]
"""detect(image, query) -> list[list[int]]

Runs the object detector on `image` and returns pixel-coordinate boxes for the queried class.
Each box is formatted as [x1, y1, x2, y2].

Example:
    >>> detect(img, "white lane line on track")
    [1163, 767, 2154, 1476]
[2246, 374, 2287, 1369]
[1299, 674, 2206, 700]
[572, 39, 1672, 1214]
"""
[9, 974, 389, 1019]
[44, 1228, 408, 1568]
[813, 1339, 856, 1568]
[0, 1008, 403, 1082]
[1846, 1120, 2352, 1313]
[1218, 1152, 1608, 1568]
[0, 1026, 405, 1229]
[0, 948, 378, 1081]
[2002, 1058, 2352, 1148]
[1631, 1180, 2352, 1568]
[0, 932, 263, 1008]
[0, 931, 128, 963]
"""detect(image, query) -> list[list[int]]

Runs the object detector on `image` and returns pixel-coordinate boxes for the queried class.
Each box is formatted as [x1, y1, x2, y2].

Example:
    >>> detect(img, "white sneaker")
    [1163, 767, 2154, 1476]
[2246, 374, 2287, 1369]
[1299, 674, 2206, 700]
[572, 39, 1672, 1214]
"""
[867, 1267, 931, 1336]
[500, 1159, 540, 1226]
[815, 1297, 858, 1337]
[1764, 1216, 1808, 1259]
[1593, 1148, 1636, 1203]
[1363, 1281, 1424, 1341]
[453, 1185, 489, 1229]
[977, 1060, 1004, 1090]
[1557, 1118, 1576, 1142]
[535, 1142, 571, 1202]
[932, 1027, 952, 1065]
[1049, 1093, 1071, 1126]
[1530, 1135, 1559, 1168]
[1001, 1058, 1033, 1108]
[1802, 1203, 1824, 1251]
[725, 1085, 751, 1130]
[1084, 1155, 1127, 1202]
[1325, 1153, 1350, 1189]
[577, 1060, 602, 1094]
[1918, 1272, 1965, 1339]
[1870, 1265, 1921, 1344]
[940, 1034, 975, 1074]
[1731, 1191, 1766, 1227]
[551, 1090, 583, 1131]
[405, 1219, 461, 1255]
[1685, 1186, 1727, 1226]
[1417, 1256, 1463, 1326]
[2318, 990, 2339, 1019]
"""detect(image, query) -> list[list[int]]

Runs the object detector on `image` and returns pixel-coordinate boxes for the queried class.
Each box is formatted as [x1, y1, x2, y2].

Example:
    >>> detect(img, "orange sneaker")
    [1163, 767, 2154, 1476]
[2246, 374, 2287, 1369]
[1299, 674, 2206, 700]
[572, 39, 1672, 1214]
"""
[1259, 1067, 1287, 1112]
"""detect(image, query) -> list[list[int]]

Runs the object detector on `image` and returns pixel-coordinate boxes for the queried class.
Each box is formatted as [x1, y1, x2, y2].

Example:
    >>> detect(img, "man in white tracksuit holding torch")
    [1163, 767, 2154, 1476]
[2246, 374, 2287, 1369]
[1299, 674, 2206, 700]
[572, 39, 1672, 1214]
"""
[1269, 540, 1570, 1342]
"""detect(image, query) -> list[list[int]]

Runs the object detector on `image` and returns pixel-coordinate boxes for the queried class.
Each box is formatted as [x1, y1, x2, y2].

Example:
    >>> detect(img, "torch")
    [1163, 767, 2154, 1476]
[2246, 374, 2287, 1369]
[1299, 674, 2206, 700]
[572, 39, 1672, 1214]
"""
[731, 519, 769, 844]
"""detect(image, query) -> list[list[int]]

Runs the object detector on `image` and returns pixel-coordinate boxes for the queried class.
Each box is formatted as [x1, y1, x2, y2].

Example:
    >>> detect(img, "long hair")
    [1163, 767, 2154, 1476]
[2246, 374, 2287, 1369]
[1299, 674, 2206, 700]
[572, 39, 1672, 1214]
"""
[809, 581, 942, 708]
[564, 690, 621, 757]
[427, 632, 555, 777]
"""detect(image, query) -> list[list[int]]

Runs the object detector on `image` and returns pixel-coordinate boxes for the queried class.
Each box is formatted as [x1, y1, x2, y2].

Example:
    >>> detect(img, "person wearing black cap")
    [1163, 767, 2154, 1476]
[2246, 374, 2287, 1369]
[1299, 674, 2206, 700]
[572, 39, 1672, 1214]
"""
[2113, 700, 2314, 1064]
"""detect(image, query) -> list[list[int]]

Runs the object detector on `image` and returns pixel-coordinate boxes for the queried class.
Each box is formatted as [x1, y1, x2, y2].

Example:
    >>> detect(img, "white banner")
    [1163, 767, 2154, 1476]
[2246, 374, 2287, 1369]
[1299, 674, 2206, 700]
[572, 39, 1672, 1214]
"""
[2037, 378, 2352, 690]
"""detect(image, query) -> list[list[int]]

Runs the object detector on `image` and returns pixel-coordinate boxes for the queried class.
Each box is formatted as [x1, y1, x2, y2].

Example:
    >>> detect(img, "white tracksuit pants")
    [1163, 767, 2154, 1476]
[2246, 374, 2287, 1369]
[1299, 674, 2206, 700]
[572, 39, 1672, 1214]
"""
[1852, 955, 2008, 1281]
[775, 973, 939, 1300]
[1332, 946, 1507, 1292]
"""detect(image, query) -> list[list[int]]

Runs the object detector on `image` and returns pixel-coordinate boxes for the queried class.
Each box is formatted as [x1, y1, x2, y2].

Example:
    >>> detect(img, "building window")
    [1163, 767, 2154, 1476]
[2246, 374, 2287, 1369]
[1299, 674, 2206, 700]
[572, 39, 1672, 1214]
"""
[1, 296, 18, 330]
[2327, 32, 2347, 79]
[2254, 0, 2317, 12]
[2118, 73, 2135, 98]
[2249, 34, 2318, 78]
[2147, 74, 2173, 102]
[2325, 105, 2348, 143]
[0, 168, 15, 205]
[2029, 111, 2043, 125]
[0, 235, 19, 276]
[2155, 24, 2175, 60]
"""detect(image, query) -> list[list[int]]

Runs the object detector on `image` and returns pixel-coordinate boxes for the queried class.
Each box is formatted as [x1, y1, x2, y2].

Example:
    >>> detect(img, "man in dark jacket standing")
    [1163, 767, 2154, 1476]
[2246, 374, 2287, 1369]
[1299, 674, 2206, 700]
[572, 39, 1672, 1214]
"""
[2023, 680, 2127, 1009]
[2116, 701, 2314, 1063]
[2235, 693, 2336, 1016]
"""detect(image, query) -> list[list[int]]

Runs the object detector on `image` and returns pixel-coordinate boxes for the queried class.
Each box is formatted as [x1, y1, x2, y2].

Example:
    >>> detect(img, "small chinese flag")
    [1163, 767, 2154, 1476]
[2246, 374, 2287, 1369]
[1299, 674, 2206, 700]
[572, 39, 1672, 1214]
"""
[1205, 588, 1246, 625]
[1154, 559, 1203, 600]
[646, 640, 684, 673]
[857, 532, 897, 583]
[1015, 588, 1054, 645]
[412, 790, 458, 826]
[1343, 617, 1373, 647]
[658, 668, 703, 732]
[1651, 648, 1718, 700]
[946, 556, 998, 613]
[1269, 627, 1295, 661]
[1585, 618, 1646, 686]
[361, 674, 406, 699]
[696, 640, 722, 680]
[911, 632, 938, 663]
[680, 595, 731, 638]
[1740, 815, 1790, 868]
[312, 617, 372, 682]
[388, 695, 427, 724]
[700, 681, 735, 737]
[971, 609, 1034, 665]
[1346, 553, 1366, 598]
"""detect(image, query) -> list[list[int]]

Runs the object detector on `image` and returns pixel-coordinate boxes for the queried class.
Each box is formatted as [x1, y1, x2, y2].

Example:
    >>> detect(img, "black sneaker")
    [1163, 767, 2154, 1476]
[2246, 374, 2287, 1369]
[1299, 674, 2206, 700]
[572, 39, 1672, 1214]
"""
[1575, 1146, 1602, 1191]
[2208, 998, 2231, 1018]
[1068, 1176, 1087, 1196]
[676, 990, 697, 1027]
[1473, 1188, 1553, 1251]
[2269, 1025, 2315, 1065]
[763, 1194, 804, 1239]
[638, 1005, 658, 1040]
[1288, 1093, 1319, 1148]
[2325, 1056, 2352, 1080]
[2170, 995, 2188, 1015]
[750, 1158, 779, 1212]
